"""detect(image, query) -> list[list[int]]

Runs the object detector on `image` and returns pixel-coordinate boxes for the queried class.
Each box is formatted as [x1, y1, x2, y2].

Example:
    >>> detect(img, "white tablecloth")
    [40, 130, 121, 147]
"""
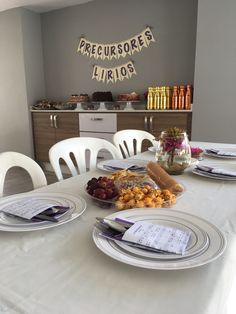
[0, 141, 236, 314]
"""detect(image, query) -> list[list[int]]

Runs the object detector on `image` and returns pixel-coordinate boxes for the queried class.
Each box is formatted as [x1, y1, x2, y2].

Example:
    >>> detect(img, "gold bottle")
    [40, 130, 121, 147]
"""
[160, 87, 166, 110]
[147, 87, 153, 110]
[153, 87, 158, 110]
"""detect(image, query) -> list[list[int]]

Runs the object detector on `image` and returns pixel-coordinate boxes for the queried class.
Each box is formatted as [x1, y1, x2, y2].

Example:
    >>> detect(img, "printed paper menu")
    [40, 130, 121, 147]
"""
[1, 198, 56, 219]
[122, 221, 191, 254]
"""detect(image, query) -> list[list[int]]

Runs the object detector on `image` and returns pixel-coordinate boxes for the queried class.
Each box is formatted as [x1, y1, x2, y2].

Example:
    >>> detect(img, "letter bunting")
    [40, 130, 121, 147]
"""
[77, 27, 155, 60]
[92, 61, 136, 83]
[77, 27, 155, 84]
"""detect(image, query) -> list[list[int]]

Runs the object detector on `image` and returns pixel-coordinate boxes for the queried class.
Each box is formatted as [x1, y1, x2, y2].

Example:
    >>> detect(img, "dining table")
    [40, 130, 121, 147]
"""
[0, 141, 236, 314]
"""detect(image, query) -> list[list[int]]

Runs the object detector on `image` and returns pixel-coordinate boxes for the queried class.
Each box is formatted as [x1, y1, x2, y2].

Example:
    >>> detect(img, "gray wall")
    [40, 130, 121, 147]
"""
[41, 0, 198, 101]
[0, 8, 45, 156]
[192, 0, 236, 143]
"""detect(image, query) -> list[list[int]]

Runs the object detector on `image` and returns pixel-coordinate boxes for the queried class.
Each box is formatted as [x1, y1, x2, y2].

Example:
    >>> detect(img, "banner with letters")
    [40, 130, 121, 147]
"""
[92, 61, 136, 83]
[77, 27, 155, 60]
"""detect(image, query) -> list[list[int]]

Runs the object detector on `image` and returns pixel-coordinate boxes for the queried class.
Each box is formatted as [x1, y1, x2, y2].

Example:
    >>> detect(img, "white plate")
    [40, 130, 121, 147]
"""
[0, 192, 87, 232]
[204, 148, 236, 159]
[97, 159, 148, 173]
[93, 208, 226, 270]
[192, 163, 236, 181]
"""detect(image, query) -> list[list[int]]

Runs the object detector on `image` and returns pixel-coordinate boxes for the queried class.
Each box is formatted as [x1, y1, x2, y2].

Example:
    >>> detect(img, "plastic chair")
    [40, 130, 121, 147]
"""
[49, 137, 122, 181]
[0, 151, 47, 197]
[113, 129, 156, 158]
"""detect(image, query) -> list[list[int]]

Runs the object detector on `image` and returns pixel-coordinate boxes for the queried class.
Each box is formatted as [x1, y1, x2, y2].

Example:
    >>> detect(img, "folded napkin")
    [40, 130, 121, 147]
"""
[196, 165, 236, 177]
[1, 197, 69, 222]
[103, 160, 145, 171]
[96, 218, 191, 255]
[206, 149, 236, 157]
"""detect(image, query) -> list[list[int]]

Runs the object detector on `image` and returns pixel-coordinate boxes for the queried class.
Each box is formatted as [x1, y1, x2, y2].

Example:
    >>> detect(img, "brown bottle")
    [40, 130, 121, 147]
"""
[165, 87, 171, 110]
[172, 86, 179, 110]
[178, 85, 185, 110]
[185, 85, 192, 110]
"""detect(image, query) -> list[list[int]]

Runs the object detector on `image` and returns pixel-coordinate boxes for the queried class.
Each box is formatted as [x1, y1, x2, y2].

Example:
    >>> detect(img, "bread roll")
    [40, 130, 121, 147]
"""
[146, 161, 183, 194]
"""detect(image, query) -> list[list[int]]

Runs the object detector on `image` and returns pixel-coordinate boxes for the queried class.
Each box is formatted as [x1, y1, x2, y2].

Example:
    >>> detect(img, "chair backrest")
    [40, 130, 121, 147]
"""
[113, 129, 156, 158]
[49, 137, 122, 181]
[0, 151, 47, 197]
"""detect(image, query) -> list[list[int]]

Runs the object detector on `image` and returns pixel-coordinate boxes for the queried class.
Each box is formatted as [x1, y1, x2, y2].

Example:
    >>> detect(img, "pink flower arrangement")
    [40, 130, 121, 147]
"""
[191, 147, 203, 156]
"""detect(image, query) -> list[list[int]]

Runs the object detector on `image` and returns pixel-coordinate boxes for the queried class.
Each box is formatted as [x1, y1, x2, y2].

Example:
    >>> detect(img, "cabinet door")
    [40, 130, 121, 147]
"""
[117, 113, 150, 131]
[117, 113, 154, 152]
[32, 112, 56, 162]
[54, 113, 79, 142]
[152, 113, 192, 139]
[32, 112, 79, 162]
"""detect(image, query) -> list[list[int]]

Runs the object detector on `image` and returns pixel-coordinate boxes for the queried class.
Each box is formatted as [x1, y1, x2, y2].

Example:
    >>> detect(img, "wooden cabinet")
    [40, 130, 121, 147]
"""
[32, 112, 79, 162]
[117, 112, 192, 139]
[32, 110, 192, 162]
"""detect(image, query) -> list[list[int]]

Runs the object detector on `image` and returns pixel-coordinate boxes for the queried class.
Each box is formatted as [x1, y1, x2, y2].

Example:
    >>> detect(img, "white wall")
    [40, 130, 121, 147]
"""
[0, 8, 45, 157]
[192, 0, 236, 143]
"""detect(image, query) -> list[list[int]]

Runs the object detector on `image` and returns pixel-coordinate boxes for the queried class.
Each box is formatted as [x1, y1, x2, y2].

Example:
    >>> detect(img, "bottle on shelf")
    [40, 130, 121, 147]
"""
[157, 87, 161, 110]
[185, 85, 192, 110]
[178, 85, 185, 110]
[165, 87, 171, 110]
[172, 86, 179, 110]
[153, 87, 158, 110]
[147, 87, 153, 110]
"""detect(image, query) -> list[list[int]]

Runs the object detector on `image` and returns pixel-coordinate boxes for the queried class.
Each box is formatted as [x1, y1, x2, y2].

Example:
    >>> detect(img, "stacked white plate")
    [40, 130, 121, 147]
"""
[0, 192, 86, 232]
[204, 148, 236, 159]
[93, 208, 226, 270]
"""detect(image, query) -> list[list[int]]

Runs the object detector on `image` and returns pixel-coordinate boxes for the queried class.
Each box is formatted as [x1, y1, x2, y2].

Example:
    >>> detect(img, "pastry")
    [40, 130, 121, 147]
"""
[146, 161, 183, 194]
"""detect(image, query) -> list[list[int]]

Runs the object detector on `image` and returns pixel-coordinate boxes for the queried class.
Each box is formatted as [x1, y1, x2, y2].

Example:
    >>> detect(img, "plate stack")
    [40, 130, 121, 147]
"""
[93, 208, 226, 270]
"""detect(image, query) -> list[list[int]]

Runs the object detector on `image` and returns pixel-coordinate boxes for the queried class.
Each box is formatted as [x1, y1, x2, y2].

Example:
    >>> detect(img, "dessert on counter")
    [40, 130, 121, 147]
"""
[92, 91, 113, 102]
[117, 92, 140, 101]
[68, 94, 90, 103]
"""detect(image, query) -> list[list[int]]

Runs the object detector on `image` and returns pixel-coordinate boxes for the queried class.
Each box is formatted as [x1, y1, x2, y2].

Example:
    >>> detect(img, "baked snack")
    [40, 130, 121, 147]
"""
[117, 92, 140, 101]
[117, 94, 130, 101]
[146, 161, 183, 195]
[128, 92, 140, 101]
[92, 91, 113, 102]
[68, 94, 90, 103]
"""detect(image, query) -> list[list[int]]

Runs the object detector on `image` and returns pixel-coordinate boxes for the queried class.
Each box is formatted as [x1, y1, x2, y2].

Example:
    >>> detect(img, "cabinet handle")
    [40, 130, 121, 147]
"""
[144, 116, 148, 130]
[50, 114, 54, 128]
[53, 115, 58, 128]
[150, 116, 154, 131]
[91, 117, 103, 121]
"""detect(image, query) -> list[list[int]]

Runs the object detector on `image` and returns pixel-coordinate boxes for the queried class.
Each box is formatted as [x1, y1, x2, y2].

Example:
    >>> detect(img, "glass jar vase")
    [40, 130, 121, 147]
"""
[155, 130, 191, 175]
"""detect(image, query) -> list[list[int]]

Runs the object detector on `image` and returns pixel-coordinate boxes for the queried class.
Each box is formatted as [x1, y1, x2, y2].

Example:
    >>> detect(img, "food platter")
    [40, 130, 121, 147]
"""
[93, 208, 226, 270]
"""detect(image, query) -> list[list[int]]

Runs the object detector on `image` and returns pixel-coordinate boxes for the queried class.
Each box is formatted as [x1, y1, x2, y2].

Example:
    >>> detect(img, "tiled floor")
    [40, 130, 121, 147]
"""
[3, 167, 59, 197]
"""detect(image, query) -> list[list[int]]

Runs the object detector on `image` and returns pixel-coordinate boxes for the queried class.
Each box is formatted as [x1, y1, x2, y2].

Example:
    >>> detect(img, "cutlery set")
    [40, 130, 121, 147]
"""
[95, 217, 173, 254]
[6, 206, 70, 223]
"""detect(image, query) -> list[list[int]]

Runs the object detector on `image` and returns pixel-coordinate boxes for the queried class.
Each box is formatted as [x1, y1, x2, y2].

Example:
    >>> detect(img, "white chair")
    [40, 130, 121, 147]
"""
[0, 151, 47, 197]
[113, 129, 156, 158]
[49, 137, 122, 181]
